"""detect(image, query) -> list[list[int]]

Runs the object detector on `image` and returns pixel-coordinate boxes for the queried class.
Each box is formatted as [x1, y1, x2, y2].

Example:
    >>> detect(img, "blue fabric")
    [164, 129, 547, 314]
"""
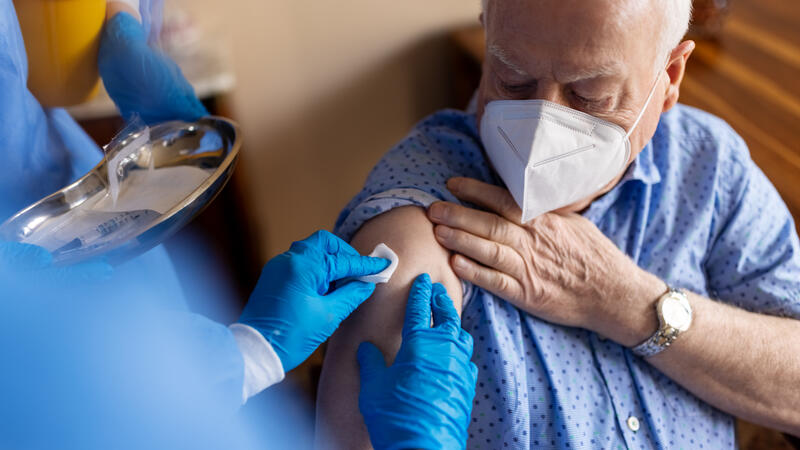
[0, 273, 248, 450]
[335, 104, 800, 449]
[0, 2, 74, 219]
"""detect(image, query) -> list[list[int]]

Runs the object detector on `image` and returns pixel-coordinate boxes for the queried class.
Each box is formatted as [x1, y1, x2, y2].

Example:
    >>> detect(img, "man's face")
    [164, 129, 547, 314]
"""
[476, 0, 669, 214]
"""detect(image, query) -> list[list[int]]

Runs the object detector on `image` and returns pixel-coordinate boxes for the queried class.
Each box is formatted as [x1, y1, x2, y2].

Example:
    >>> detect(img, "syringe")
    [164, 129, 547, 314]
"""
[54, 209, 159, 255]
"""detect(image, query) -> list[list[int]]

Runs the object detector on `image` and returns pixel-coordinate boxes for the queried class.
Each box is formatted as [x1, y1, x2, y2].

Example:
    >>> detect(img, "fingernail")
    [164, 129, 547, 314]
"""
[428, 203, 446, 221]
[436, 225, 452, 239]
[453, 255, 469, 270]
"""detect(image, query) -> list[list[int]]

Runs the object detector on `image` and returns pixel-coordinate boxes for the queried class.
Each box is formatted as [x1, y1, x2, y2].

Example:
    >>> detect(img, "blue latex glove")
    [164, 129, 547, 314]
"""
[0, 242, 113, 284]
[357, 273, 478, 450]
[98, 12, 208, 125]
[238, 230, 390, 372]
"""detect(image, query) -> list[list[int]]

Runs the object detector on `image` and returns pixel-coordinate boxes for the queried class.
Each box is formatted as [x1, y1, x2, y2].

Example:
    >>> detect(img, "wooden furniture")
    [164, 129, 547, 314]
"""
[449, 1, 799, 448]
[450, 0, 800, 234]
[681, 0, 800, 227]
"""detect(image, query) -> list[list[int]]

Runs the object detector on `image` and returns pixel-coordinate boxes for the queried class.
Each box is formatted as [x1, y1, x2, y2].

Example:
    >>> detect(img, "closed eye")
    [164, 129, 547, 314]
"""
[570, 90, 613, 111]
[571, 91, 600, 104]
[499, 81, 536, 95]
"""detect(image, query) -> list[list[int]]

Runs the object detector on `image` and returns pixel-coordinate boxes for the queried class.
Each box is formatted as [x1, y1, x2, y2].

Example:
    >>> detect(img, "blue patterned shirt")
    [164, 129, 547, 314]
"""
[334, 104, 800, 449]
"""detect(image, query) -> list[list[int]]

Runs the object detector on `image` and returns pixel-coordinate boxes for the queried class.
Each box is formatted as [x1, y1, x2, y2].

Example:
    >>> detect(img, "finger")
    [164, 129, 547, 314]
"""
[431, 283, 460, 336]
[326, 253, 390, 282]
[326, 280, 376, 321]
[459, 330, 477, 364]
[357, 341, 387, 381]
[450, 253, 525, 303]
[459, 328, 474, 352]
[468, 361, 479, 383]
[44, 260, 114, 284]
[428, 201, 522, 247]
[403, 273, 433, 336]
[434, 225, 525, 279]
[447, 177, 523, 224]
[0, 242, 52, 270]
[298, 230, 360, 257]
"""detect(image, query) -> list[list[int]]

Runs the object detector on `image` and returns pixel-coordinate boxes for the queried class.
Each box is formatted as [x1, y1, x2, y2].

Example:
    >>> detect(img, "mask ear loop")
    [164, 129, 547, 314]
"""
[624, 59, 671, 140]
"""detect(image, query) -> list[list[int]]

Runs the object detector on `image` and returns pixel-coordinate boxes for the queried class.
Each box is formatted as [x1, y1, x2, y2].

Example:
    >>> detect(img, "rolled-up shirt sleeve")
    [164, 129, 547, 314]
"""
[704, 138, 800, 318]
[334, 110, 493, 241]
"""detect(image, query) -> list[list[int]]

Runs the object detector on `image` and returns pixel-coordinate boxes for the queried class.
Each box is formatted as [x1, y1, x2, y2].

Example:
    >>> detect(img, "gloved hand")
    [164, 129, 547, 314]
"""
[357, 273, 478, 450]
[238, 230, 390, 372]
[98, 12, 208, 125]
[0, 242, 113, 284]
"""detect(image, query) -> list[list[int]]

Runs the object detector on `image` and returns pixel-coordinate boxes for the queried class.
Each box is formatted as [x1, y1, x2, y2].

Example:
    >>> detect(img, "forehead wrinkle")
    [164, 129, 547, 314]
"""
[554, 60, 626, 84]
[487, 43, 529, 77]
[489, 39, 624, 84]
[486, 0, 657, 82]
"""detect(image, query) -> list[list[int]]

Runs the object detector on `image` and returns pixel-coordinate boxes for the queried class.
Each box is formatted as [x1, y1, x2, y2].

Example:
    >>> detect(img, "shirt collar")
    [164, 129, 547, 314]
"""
[621, 140, 661, 186]
[582, 140, 661, 224]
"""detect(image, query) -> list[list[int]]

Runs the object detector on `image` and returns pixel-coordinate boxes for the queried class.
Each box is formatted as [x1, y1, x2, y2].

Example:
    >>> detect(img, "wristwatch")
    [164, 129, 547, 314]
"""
[631, 287, 692, 357]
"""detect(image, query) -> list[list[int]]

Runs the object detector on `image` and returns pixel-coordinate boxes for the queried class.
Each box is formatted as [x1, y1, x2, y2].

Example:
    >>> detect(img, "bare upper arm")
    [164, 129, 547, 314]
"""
[315, 206, 461, 449]
[345, 206, 462, 358]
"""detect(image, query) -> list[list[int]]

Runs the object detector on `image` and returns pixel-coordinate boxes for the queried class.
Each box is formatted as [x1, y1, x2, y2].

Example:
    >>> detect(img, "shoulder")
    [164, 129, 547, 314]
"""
[335, 109, 493, 241]
[654, 105, 796, 250]
[654, 103, 750, 165]
[374, 109, 488, 179]
[652, 104, 754, 210]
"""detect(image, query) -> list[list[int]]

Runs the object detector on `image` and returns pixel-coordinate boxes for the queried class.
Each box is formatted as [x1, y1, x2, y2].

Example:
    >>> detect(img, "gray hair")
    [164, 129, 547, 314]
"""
[481, 0, 692, 62]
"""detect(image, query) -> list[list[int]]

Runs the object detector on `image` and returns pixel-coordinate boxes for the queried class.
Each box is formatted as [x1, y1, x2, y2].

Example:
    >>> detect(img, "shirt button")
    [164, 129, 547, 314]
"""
[627, 416, 640, 432]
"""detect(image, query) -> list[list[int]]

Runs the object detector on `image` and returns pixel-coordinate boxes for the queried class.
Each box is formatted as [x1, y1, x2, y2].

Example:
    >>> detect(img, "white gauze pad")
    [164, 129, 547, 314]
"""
[357, 243, 399, 284]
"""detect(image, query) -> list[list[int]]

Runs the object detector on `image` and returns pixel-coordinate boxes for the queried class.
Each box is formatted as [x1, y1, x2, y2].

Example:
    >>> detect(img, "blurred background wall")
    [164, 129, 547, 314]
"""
[175, 0, 481, 262]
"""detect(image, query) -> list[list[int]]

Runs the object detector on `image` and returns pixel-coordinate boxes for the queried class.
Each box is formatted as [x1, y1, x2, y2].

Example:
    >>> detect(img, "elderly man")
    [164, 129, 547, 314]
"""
[316, 0, 800, 448]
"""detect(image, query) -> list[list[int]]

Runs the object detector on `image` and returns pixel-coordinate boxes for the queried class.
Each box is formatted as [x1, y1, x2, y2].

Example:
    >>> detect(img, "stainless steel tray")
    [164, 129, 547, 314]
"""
[0, 116, 241, 266]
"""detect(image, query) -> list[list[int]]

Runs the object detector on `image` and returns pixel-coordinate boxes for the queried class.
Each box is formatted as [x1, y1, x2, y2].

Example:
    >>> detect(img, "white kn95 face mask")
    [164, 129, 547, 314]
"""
[479, 70, 663, 223]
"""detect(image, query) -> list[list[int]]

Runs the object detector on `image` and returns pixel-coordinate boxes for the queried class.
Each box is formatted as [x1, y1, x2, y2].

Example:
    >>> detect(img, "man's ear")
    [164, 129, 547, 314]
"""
[662, 40, 695, 113]
[479, 12, 485, 27]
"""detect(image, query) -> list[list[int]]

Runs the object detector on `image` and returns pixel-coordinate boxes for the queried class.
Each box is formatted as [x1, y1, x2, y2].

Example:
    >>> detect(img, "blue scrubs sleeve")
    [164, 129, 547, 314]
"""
[0, 2, 75, 218]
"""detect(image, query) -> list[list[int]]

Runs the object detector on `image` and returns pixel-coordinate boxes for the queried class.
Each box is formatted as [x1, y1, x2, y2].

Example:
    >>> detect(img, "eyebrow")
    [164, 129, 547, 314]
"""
[556, 62, 624, 83]
[487, 43, 530, 77]
[487, 43, 625, 83]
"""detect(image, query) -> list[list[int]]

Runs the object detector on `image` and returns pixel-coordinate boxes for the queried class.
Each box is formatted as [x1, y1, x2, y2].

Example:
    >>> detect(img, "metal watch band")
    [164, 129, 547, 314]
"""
[631, 326, 680, 357]
[631, 288, 688, 358]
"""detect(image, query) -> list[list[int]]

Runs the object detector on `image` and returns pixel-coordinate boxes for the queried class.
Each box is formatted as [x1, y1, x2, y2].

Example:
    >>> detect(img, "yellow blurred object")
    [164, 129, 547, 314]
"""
[14, 0, 106, 107]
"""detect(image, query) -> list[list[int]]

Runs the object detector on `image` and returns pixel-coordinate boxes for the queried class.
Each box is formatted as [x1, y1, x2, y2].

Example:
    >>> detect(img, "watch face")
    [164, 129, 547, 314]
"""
[661, 296, 692, 331]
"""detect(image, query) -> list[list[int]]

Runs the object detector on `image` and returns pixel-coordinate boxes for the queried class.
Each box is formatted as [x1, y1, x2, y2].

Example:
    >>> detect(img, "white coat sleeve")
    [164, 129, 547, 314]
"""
[229, 323, 285, 403]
